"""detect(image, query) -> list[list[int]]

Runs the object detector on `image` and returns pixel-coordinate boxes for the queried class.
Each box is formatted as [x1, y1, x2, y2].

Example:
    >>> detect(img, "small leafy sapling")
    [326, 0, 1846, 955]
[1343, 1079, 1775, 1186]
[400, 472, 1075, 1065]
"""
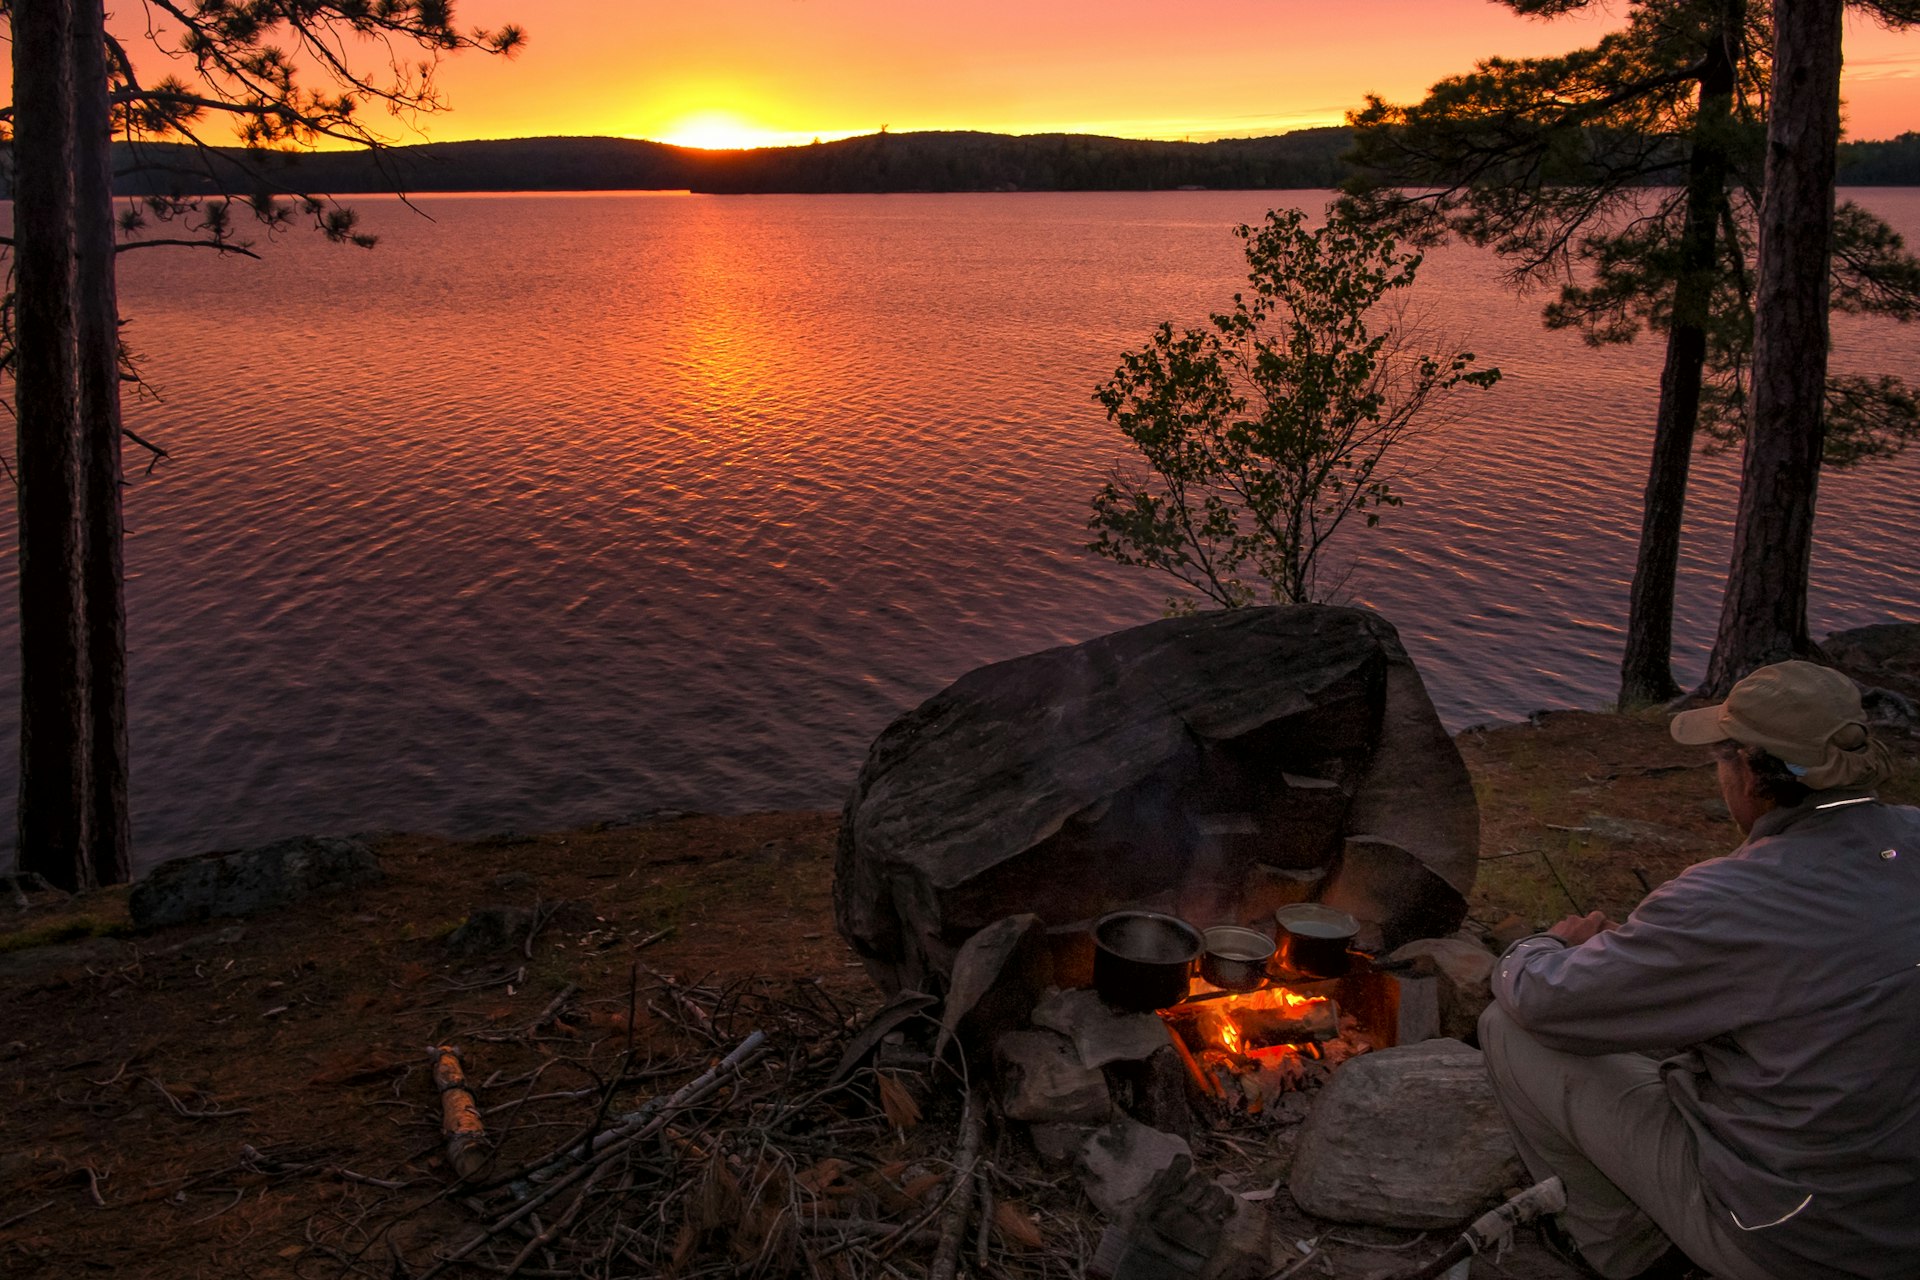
[1089, 205, 1501, 611]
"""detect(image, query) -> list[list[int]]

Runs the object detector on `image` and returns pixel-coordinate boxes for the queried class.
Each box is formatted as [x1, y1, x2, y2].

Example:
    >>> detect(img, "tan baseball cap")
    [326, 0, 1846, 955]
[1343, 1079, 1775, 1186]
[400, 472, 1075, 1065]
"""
[1669, 660, 1866, 766]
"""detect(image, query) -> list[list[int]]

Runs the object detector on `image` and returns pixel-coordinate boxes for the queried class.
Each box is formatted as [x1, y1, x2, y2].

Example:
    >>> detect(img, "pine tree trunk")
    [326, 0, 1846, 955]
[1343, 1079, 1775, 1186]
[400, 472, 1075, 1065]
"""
[1617, 2, 1740, 708]
[13, 0, 96, 892]
[1701, 0, 1842, 697]
[75, 0, 133, 884]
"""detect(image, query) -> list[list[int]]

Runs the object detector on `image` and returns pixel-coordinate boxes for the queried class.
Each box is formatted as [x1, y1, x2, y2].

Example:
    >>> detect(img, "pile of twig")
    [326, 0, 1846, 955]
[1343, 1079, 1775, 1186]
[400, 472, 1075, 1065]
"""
[305, 972, 1099, 1279]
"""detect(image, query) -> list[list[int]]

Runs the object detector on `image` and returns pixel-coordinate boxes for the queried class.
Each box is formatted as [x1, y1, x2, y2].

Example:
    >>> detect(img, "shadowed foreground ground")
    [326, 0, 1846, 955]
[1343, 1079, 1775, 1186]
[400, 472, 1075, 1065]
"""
[2, 707, 1913, 1278]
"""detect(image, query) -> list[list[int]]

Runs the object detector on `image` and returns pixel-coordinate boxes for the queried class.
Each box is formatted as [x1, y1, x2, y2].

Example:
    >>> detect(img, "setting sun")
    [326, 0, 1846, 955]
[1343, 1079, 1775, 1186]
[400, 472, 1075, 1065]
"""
[652, 112, 787, 151]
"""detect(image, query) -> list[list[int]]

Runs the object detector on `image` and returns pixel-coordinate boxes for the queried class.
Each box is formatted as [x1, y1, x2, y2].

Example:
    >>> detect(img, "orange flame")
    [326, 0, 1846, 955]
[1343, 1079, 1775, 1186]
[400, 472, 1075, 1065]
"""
[1187, 983, 1333, 1061]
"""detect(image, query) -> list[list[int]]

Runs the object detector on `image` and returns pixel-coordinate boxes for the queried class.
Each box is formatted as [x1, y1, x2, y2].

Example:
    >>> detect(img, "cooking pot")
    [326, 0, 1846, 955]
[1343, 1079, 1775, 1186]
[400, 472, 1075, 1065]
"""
[1199, 925, 1275, 991]
[1274, 903, 1359, 977]
[1091, 910, 1202, 1011]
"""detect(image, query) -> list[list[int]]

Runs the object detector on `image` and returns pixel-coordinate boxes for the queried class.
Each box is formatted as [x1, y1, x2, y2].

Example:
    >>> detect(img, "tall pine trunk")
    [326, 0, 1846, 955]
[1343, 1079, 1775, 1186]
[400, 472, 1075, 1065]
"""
[1617, 3, 1740, 708]
[74, 0, 132, 884]
[1702, 0, 1842, 696]
[13, 0, 96, 891]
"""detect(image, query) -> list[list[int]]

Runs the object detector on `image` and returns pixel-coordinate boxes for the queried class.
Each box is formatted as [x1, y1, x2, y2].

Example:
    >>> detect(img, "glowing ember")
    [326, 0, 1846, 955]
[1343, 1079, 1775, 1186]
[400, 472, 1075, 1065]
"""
[1160, 979, 1374, 1112]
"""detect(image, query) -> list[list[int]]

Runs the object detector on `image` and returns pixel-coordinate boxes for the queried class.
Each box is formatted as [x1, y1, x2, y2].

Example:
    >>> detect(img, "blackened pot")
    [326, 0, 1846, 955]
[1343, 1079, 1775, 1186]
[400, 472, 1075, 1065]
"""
[1091, 910, 1202, 1011]
[1274, 903, 1359, 978]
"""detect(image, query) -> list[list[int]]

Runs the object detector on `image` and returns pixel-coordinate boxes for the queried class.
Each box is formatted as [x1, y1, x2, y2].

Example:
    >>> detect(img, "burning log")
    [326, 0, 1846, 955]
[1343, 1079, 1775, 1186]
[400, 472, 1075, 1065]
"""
[1160, 988, 1340, 1058]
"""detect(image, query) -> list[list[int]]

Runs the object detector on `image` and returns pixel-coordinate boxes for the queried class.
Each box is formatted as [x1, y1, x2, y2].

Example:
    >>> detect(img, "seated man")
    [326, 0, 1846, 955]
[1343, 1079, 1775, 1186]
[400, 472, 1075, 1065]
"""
[1480, 661, 1919, 1280]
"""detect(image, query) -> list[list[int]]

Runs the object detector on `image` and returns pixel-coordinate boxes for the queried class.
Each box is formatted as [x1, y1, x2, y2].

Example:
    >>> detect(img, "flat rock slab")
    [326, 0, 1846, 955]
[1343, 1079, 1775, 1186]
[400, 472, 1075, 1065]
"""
[835, 605, 1478, 994]
[996, 1029, 1112, 1124]
[1288, 1039, 1525, 1230]
[937, 913, 1050, 1058]
[129, 836, 382, 930]
[1077, 1117, 1192, 1217]
[1032, 987, 1171, 1068]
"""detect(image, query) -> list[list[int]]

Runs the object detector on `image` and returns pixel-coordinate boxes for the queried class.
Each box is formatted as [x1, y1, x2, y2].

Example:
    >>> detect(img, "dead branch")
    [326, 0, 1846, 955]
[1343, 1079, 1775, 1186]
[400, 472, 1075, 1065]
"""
[143, 1077, 252, 1119]
[542, 1030, 767, 1175]
[0, 1201, 57, 1231]
[975, 1166, 995, 1271]
[928, 1089, 986, 1280]
[524, 899, 564, 960]
[422, 1032, 770, 1278]
[529, 984, 579, 1035]
[238, 1143, 415, 1191]
[114, 237, 262, 259]
[120, 425, 171, 475]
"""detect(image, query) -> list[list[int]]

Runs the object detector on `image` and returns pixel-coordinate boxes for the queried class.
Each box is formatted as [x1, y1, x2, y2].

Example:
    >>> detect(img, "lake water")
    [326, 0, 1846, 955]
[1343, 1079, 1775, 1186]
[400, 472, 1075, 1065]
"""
[3, 190, 1917, 872]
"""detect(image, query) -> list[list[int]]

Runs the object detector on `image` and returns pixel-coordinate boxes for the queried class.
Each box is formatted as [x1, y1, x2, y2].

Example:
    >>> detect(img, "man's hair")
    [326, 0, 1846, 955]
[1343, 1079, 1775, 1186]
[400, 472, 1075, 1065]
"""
[1712, 741, 1811, 808]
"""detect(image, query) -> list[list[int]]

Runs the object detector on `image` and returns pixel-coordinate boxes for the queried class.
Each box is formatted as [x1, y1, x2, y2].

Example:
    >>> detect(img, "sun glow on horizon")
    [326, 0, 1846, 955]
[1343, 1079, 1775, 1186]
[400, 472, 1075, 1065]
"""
[647, 112, 865, 151]
[635, 109, 1356, 154]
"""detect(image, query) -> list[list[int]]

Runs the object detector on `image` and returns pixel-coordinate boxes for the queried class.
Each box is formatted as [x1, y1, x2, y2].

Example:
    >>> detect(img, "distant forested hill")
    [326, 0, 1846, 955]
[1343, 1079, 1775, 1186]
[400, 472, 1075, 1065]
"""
[681, 129, 1358, 192]
[1836, 133, 1920, 184]
[70, 126, 1919, 198]
[100, 129, 1359, 197]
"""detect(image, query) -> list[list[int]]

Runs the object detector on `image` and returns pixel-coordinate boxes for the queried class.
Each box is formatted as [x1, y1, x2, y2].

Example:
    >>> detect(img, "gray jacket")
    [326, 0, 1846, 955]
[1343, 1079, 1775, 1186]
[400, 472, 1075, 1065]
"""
[1493, 789, 1920, 1279]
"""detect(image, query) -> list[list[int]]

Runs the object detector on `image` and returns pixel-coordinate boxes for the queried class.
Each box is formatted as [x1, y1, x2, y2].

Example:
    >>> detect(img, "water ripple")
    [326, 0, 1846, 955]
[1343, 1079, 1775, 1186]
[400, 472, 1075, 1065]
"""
[1, 189, 1917, 870]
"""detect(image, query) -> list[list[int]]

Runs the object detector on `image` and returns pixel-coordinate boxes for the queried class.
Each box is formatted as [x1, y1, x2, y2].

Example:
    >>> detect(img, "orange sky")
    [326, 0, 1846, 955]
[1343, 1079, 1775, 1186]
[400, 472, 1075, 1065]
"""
[407, 0, 1920, 147]
[120, 1, 1920, 148]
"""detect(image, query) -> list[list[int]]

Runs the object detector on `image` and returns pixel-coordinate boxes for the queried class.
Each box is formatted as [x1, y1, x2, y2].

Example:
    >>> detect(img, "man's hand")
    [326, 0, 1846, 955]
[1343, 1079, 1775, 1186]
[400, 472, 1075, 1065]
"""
[1547, 910, 1619, 946]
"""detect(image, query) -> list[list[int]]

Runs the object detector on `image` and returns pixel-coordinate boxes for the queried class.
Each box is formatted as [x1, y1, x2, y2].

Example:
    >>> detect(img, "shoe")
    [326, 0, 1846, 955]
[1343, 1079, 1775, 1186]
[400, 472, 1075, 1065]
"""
[1536, 1215, 1706, 1280]
[1537, 1215, 1604, 1278]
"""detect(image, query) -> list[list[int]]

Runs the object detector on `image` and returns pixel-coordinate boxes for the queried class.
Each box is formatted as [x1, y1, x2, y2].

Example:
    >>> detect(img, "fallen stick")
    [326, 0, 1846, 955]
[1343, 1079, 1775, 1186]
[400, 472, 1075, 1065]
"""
[0, 1200, 56, 1231]
[552, 1029, 767, 1171]
[524, 898, 564, 960]
[1535, 848, 1586, 914]
[796, 1215, 941, 1243]
[496, 1161, 606, 1279]
[973, 1167, 994, 1271]
[143, 1077, 252, 1119]
[529, 983, 579, 1035]
[928, 1089, 985, 1280]
[425, 1032, 769, 1278]
[432, 1046, 489, 1180]
[238, 1143, 414, 1190]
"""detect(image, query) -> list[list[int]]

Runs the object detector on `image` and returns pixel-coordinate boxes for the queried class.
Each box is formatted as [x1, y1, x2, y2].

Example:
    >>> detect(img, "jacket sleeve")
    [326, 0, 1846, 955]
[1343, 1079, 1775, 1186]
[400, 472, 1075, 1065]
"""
[1491, 862, 1768, 1055]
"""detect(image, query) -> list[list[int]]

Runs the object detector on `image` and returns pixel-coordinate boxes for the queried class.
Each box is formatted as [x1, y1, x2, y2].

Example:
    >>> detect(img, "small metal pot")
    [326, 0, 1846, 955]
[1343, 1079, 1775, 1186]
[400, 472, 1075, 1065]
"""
[1274, 903, 1359, 978]
[1091, 910, 1202, 1011]
[1199, 925, 1276, 991]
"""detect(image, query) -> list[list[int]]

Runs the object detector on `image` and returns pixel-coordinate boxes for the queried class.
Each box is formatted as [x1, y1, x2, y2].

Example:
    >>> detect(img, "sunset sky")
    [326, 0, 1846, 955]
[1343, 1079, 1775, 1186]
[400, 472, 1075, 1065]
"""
[377, 0, 1920, 148]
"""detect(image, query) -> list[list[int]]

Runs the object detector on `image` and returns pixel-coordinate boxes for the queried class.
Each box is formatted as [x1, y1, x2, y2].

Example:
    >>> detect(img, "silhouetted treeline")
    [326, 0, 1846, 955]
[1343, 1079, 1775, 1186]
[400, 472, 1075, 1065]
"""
[77, 127, 1920, 199]
[682, 129, 1358, 192]
[1836, 132, 1920, 184]
[100, 129, 1358, 197]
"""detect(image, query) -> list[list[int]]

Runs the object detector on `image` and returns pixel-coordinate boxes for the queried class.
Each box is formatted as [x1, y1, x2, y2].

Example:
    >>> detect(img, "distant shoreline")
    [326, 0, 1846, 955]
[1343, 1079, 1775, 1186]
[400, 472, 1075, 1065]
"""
[75, 128, 1920, 198]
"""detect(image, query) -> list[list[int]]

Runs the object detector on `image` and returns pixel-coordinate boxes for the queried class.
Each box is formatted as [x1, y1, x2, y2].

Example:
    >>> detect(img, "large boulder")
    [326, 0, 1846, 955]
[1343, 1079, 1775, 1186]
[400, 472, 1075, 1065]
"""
[1288, 1039, 1525, 1229]
[129, 836, 382, 929]
[835, 606, 1477, 994]
[1823, 623, 1920, 729]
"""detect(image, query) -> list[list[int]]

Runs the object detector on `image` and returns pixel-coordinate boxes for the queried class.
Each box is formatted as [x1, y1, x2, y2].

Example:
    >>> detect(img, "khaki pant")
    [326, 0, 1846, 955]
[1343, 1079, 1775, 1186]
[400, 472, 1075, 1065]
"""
[1478, 1005, 1776, 1280]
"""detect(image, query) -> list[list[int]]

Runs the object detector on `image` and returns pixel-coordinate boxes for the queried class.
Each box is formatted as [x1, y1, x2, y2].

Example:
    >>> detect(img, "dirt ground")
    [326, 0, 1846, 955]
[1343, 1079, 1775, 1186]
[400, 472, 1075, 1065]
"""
[2, 711, 1914, 1279]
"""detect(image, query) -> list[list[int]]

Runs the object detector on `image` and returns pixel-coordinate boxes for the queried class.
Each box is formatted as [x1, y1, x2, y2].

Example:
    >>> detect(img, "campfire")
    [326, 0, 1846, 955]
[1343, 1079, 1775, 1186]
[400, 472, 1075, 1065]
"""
[1160, 970, 1381, 1113]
